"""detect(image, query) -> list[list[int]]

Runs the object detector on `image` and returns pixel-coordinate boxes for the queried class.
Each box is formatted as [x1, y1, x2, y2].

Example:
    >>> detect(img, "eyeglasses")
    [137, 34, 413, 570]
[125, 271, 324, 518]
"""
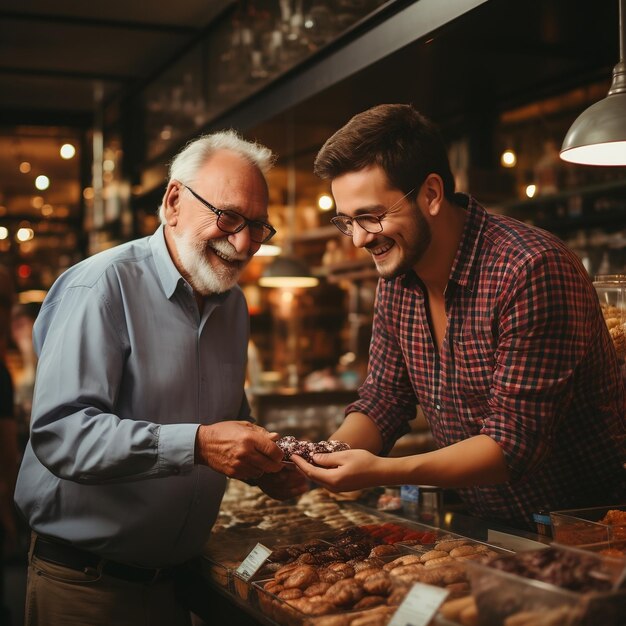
[183, 184, 276, 244]
[330, 187, 416, 237]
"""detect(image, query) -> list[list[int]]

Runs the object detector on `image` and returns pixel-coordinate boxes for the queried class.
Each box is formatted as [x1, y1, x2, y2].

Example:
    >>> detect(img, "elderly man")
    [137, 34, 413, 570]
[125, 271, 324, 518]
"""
[15, 130, 306, 626]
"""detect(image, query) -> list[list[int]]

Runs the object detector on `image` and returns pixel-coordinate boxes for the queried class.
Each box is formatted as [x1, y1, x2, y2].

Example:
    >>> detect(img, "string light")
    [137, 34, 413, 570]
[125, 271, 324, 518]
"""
[60, 143, 76, 159]
[500, 149, 517, 168]
[35, 175, 50, 190]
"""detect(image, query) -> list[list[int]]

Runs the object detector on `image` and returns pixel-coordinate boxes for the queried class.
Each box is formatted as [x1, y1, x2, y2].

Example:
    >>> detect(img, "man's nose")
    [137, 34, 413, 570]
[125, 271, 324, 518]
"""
[351, 222, 375, 248]
[228, 227, 252, 254]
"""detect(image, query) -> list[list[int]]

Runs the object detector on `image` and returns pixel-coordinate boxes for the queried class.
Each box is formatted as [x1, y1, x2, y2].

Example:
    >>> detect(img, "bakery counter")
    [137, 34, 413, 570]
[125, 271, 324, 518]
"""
[195, 483, 625, 625]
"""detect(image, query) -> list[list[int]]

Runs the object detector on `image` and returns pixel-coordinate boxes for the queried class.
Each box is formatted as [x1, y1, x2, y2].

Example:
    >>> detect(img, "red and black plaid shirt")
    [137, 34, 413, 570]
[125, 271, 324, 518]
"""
[347, 195, 626, 528]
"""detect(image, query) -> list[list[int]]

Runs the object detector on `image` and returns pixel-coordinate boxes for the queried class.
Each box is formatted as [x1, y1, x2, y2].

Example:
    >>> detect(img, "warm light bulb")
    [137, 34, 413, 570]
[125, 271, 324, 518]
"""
[560, 141, 626, 166]
[259, 276, 319, 288]
[60, 143, 76, 159]
[16, 227, 34, 242]
[318, 194, 334, 211]
[255, 244, 282, 257]
[19, 161, 31, 174]
[0, 227, 8, 240]
[18, 289, 47, 304]
[35, 175, 50, 190]
[525, 184, 537, 198]
[500, 149, 517, 168]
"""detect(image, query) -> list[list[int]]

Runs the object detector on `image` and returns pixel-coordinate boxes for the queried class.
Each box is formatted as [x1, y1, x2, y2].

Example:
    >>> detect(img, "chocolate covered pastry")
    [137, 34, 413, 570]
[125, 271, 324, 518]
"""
[277, 436, 350, 463]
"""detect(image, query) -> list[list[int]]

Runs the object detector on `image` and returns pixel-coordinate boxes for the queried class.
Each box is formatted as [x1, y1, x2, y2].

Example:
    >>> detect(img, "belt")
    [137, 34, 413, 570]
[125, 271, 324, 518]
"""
[33, 535, 174, 584]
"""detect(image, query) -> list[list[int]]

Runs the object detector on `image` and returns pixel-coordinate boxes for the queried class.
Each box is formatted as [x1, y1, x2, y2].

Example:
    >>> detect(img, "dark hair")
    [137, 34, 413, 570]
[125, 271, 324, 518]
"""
[314, 104, 455, 200]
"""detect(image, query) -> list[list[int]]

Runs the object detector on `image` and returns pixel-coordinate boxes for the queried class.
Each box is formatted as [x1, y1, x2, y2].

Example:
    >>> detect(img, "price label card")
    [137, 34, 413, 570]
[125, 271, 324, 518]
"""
[388, 582, 449, 626]
[235, 543, 272, 581]
[615, 561, 626, 590]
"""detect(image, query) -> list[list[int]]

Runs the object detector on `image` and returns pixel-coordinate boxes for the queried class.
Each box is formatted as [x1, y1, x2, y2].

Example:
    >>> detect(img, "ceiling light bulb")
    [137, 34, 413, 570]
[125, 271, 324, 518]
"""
[60, 143, 76, 159]
[0, 227, 8, 240]
[16, 227, 34, 242]
[560, 140, 626, 166]
[318, 194, 334, 211]
[501, 149, 517, 168]
[255, 244, 282, 257]
[525, 184, 537, 198]
[35, 175, 50, 190]
[19, 161, 31, 174]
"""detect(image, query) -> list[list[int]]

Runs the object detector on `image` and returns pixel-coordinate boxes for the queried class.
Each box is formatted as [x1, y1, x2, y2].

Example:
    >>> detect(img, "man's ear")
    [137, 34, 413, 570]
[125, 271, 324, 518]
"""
[422, 173, 445, 217]
[162, 181, 182, 226]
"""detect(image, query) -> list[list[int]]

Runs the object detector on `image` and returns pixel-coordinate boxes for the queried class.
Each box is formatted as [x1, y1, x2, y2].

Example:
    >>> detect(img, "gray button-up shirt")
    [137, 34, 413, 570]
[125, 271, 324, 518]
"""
[15, 226, 250, 566]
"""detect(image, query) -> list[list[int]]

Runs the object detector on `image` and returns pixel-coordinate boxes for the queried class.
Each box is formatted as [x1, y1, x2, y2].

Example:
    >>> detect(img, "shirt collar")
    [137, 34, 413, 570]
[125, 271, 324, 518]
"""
[399, 193, 487, 294]
[447, 193, 487, 293]
[148, 225, 231, 305]
[149, 225, 181, 299]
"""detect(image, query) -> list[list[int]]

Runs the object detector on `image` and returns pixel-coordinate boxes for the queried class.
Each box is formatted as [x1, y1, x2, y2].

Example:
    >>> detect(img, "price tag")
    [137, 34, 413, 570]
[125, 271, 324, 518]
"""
[235, 543, 272, 581]
[388, 582, 449, 626]
[615, 561, 626, 590]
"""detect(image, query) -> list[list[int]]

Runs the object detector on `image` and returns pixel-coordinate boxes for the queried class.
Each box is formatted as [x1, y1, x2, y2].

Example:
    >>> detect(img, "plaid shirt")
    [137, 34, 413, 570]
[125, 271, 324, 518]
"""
[348, 195, 626, 528]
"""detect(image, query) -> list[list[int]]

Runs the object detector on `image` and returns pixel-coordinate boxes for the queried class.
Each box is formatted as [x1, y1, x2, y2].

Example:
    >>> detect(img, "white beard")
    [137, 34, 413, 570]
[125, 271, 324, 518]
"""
[173, 231, 247, 295]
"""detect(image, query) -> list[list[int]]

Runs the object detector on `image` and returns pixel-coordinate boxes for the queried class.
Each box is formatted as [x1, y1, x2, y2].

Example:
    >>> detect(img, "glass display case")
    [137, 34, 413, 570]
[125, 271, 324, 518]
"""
[594, 274, 626, 383]
[142, 0, 391, 163]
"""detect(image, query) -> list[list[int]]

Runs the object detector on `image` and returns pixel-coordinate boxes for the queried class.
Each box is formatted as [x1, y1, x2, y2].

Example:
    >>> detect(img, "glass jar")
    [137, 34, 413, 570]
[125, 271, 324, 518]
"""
[593, 274, 626, 363]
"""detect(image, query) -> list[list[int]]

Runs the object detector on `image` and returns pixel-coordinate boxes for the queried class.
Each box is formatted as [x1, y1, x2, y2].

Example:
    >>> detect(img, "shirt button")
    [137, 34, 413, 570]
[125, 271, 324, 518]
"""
[435, 403, 441, 411]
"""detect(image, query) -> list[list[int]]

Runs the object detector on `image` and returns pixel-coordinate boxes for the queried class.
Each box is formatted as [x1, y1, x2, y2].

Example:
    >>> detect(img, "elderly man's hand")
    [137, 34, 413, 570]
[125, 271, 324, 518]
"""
[195, 422, 283, 481]
[253, 464, 309, 500]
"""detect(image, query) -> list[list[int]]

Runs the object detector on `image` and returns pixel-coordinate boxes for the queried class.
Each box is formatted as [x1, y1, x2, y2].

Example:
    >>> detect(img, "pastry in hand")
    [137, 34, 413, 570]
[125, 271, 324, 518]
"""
[277, 436, 350, 463]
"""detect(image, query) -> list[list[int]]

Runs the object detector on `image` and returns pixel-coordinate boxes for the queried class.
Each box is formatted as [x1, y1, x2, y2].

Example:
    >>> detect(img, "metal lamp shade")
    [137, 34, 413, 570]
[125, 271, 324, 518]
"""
[258, 257, 319, 288]
[561, 0, 626, 165]
[560, 90, 626, 166]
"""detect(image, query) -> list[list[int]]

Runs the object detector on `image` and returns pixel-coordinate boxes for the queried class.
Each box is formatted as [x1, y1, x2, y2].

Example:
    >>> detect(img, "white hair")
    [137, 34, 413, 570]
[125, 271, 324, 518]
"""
[158, 129, 274, 223]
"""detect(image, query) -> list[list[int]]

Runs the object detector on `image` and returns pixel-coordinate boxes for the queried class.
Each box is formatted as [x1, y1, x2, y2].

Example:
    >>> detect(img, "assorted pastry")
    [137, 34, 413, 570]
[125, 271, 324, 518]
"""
[277, 435, 350, 463]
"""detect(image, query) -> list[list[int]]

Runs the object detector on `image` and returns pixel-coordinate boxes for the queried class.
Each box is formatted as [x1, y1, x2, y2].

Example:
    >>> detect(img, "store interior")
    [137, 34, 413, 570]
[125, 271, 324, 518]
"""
[1, 0, 625, 418]
[1, 1, 626, 623]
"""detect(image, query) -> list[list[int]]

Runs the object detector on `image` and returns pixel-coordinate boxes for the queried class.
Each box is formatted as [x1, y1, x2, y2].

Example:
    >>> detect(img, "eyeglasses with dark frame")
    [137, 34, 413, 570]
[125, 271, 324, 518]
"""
[330, 187, 416, 237]
[182, 184, 276, 244]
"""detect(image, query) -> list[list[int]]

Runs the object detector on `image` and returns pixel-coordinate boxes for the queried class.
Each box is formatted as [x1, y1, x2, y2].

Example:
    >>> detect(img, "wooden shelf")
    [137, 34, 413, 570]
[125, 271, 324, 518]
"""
[493, 178, 626, 214]
[292, 225, 340, 242]
[315, 258, 378, 283]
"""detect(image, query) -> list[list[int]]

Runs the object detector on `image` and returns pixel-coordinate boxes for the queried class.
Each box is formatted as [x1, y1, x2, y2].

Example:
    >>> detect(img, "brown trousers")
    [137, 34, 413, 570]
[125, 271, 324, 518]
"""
[25, 542, 191, 626]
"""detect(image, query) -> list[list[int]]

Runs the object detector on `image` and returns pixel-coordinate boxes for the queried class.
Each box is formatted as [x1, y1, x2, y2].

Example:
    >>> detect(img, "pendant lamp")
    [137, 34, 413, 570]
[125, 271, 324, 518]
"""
[560, 0, 626, 165]
[259, 256, 319, 288]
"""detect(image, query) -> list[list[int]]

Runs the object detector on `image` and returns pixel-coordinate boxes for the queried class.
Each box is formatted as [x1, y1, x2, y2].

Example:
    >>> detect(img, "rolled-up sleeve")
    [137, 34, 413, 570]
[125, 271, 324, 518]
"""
[346, 283, 417, 453]
[483, 249, 592, 480]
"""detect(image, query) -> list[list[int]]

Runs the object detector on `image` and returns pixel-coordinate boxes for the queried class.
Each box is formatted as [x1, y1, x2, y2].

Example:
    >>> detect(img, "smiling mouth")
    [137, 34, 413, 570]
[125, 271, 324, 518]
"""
[209, 246, 243, 266]
[367, 240, 394, 257]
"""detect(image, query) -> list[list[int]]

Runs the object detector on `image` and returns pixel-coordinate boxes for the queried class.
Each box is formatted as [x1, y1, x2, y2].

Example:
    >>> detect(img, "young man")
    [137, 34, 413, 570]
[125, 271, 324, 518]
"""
[293, 104, 626, 530]
[15, 130, 306, 625]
